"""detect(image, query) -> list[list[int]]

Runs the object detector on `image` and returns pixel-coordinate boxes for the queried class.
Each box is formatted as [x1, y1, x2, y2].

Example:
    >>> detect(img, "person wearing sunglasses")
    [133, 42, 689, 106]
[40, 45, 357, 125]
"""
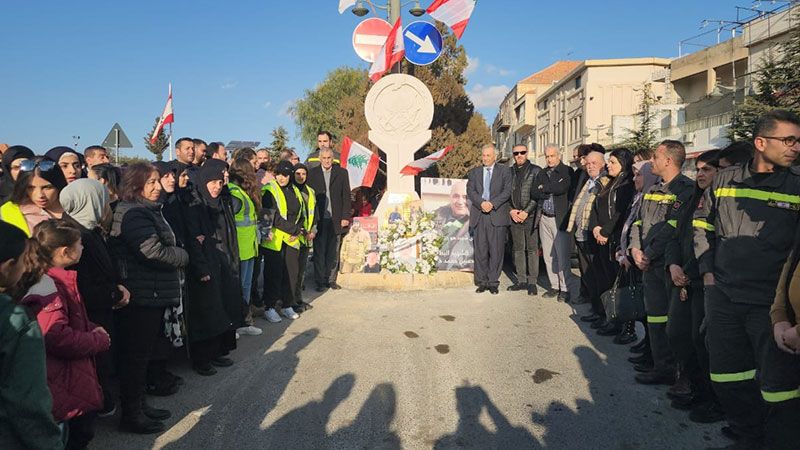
[45, 146, 83, 184]
[0, 157, 67, 236]
[0, 145, 35, 206]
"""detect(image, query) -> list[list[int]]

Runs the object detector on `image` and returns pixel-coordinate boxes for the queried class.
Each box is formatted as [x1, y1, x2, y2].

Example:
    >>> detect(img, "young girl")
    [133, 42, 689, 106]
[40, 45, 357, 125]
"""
[20, 220, 110, 449]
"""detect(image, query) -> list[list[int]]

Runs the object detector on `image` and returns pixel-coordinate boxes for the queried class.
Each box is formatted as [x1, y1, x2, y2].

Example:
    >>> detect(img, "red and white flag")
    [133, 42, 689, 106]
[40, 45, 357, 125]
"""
[426, 0, 476, 39]
[338, 0, 356, 14]
[368, 17, 404, 82]
[400, 146, 453, 175]
[341, 136, 380, 188]
[149, 83, 174, 144]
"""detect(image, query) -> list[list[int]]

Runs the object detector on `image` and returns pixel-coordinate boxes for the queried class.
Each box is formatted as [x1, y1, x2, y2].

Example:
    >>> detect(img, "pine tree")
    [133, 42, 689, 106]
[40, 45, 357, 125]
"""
[143, 117, 169, 161]
[269, 126, 290, 160]
[729, 12, 800, 140]
[622, 82, 659, 155]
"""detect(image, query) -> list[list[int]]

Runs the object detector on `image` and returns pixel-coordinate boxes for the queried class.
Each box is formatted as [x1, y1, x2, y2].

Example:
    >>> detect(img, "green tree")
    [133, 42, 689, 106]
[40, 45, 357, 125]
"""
[269, 126, 290, 160]
[621, 82, 659, 155]
[143, 117, 169, 161]
[729, 13, 800, 140]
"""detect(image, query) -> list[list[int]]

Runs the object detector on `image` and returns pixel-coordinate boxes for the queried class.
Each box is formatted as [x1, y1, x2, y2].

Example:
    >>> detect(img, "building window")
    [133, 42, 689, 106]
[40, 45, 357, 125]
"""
[575, 76, 582, 89]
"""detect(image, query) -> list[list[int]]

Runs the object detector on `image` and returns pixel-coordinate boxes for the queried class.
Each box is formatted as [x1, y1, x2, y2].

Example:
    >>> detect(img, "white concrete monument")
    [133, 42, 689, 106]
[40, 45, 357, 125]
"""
[365, 73, 434, 195]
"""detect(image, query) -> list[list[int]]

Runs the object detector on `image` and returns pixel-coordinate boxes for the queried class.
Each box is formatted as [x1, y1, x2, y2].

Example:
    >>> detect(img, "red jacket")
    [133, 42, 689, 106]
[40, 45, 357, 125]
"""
[21, 267, 109, 422]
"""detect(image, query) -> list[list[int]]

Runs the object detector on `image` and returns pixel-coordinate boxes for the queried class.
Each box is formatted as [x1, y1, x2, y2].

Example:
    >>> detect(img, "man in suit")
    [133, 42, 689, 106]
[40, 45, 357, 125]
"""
[307, 147, 351, 291]
[467, 144, 512, 294]
[534, 145, 575, 302]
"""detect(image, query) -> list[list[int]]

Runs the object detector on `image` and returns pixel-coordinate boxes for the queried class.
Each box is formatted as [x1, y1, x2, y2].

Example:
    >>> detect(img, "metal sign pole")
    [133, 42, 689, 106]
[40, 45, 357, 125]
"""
[115, 128, 120, 165]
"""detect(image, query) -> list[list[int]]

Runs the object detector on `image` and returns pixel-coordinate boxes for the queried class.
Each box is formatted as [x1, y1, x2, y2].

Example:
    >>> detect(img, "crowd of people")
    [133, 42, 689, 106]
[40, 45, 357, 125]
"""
[1, 109, 799, 448]
[468, 109, 800, 449]
[0, 132, 355, 448]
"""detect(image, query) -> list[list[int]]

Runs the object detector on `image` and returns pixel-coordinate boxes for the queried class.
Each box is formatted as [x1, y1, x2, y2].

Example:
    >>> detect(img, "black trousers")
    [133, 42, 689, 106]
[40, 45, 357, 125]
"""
[705, 285, 770, 439]
[643, 265, 675, 374]
[263, 245, 300, 309]
[116, 304, 165, 419]
[667, 280, 714, 402]
[66, 412, 96, 450]
[86, 308, 114, 407]
[314, 219, 342, 286]
[575, 240, 614, 315]
[472, 215, 506, 288]
[510, 218, 539, 286]
[190, 330, 235, 364]
[761, 333, 800, 450]
[251, 253, 264, 308]
[295, 245, 310, 304]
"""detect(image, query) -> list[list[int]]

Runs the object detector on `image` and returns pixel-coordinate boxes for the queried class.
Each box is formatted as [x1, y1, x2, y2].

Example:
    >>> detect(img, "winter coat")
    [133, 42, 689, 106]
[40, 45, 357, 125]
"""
[109, 199, 189, 308]
[21, 268, 109, 422]
[0, 293, 64, 450]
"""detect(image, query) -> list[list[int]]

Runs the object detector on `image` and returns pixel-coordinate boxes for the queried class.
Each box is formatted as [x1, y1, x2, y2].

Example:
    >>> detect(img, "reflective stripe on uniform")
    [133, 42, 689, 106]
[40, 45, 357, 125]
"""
[633, 220, 642, 226]
[666, 220, 677, 228]
[228, 183, 258, 260]
[261, 181, 302, 251]
[692, 219, 715, 231]
[710, 369, 757, 383]
[761, 388, 800, 403]
[647, 315, 668, 324]
[714, 187, 800, 205]
[644, 193, 677, 203]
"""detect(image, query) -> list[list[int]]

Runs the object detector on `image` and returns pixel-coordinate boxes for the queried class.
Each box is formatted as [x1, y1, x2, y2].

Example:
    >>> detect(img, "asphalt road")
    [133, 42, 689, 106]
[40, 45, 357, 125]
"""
[93, 278, 729, 450]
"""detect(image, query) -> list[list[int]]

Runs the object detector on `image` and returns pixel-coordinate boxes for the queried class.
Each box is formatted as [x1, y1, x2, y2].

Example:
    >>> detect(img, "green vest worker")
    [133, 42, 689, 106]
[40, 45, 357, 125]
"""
[227, 158, 264, 337]
[259, 161, 305, 324]
[694, 110, 800, 447]
[292, 163, 317, 313]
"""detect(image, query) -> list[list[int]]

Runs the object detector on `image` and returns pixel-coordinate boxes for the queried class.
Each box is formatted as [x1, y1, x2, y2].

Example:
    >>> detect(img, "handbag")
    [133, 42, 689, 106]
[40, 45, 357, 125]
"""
[601, 269, 645, 323]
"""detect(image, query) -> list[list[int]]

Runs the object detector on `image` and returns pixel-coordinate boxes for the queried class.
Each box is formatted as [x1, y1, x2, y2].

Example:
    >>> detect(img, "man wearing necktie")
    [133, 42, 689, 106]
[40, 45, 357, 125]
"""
[467, 144, 513, 294]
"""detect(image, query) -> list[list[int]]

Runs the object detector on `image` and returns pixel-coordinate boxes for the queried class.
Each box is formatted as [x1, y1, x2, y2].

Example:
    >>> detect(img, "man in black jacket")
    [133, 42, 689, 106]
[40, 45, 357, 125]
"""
[534, 145, 575, 302]
[307, 147, 351, 291]
[305, 131, 341, 169]
[508, 145, 542, 295]
[467, 144, 512, 294]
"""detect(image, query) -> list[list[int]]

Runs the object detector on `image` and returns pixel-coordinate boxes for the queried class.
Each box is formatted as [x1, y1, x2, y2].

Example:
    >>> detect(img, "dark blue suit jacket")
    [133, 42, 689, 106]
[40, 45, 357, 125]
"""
[467, 163, 512, 228]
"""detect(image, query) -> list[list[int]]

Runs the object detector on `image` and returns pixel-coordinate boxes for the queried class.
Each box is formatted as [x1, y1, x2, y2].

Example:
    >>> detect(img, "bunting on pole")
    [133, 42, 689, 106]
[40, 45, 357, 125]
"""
[368, 17, 404, 82]
[400, 146, 453, 175]
[426, 0, 476, 39]
[341, 136, 380, 187]
[150, 83, 174, 144]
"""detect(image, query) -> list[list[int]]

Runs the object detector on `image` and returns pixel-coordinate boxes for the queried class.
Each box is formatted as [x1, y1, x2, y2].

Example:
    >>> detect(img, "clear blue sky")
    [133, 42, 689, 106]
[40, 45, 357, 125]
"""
[1, 0, 745, 159]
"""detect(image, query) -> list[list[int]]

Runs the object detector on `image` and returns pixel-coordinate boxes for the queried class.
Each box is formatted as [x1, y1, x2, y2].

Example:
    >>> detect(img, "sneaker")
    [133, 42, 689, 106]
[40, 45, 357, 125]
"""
[281, 307, 300, 320]
[236, 332, 240, 340]
[237, 325, 263, 336]
[264, 308, 282, 323]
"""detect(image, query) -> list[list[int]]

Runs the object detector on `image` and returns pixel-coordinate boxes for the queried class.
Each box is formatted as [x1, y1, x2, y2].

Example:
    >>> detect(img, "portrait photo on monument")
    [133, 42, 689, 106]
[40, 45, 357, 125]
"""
[421, 177, 474, 272]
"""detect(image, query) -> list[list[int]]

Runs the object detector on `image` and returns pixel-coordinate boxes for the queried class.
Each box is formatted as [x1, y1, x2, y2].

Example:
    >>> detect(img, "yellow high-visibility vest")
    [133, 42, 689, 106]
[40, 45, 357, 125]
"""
[0, 202, 30, 237]
[228, 183, 258, 260]
[260, 181, 302, 251]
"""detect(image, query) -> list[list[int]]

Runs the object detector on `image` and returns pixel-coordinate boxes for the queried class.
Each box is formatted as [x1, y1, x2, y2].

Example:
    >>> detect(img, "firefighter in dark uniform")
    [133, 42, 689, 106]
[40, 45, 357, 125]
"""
[629, 140, 696, 385]
[664, 150, 723, 420]
[694, 110, 800, 447]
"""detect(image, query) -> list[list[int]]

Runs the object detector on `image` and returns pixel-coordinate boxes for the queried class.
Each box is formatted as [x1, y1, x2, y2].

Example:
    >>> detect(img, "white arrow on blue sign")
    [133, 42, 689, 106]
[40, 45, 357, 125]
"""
[403, 21, 443, 66]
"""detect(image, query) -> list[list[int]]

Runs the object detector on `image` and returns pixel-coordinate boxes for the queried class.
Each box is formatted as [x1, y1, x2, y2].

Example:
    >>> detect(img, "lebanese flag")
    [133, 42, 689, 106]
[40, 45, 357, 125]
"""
[400, 146, 453, 175]
[341, 136, 380, 188]
[150, 83, 174, 144]
[368, 17, 404, 82]
[338, 0, 356, 13]
[426, 0, 476, 39]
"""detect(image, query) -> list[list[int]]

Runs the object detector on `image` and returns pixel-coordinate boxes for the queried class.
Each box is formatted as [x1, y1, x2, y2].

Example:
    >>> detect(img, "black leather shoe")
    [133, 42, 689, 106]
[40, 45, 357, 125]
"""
[590, 318, 608, 329]
[628, 353, 652, 364]
[329, 282, 342, 290]
[476, 286, 487, 293]
[556, 292, 569, 303]
[489, 287, 499, 295]
[580, 313, 602, 322]
[689, 401, 725, 424]
[542, 289, 558, 299]
[597, 323, 622, 336]
[507, 283, 527, 291]
[211, 357, 234, 367]
[120, 416, 165, 434]
[527, 285, 538, 296]
[633, 362, 654, 373]
[670, 395, 699, 411]
[634, 371, 676, 385]
[142, 402, 171, 421]
[630, 338, 649, 353]
[145, 380, 178, 397]
[192, 362, 217, 376]
[613, 331, 637, 345]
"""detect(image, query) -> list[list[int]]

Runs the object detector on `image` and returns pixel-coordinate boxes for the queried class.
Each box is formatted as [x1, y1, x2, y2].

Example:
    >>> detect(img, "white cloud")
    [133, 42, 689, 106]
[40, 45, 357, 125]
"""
[465, 56, 480, 75]
[486, 64, 512, 77]
[262, 101, 272, 109]
[467, 84, 510, 109]
[221, 80, 238, 90]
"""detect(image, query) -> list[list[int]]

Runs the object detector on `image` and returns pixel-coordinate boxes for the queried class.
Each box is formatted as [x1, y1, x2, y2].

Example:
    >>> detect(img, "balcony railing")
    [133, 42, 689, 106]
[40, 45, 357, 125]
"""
[659, 112, 733, 138]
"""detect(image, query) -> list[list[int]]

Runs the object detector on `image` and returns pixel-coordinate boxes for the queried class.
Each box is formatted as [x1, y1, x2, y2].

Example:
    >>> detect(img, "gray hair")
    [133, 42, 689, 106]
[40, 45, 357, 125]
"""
[319, 147, 334, 156]
[543, 144, 560, 156]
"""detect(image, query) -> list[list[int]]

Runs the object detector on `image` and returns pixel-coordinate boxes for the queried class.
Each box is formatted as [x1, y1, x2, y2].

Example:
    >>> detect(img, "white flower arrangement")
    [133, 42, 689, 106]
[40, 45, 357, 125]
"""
[378, 212, 443, 274]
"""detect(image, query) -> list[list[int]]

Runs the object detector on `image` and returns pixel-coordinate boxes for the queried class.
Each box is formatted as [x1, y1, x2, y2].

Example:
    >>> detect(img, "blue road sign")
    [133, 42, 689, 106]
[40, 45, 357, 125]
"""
[403, 21, 443, 66]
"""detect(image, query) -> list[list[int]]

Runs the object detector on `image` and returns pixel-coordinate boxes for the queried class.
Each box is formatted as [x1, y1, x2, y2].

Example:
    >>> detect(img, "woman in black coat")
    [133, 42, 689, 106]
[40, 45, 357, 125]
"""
[184, 159, 241, 376]
[109, 163, 188, 435]
[588, 148, 635, 337]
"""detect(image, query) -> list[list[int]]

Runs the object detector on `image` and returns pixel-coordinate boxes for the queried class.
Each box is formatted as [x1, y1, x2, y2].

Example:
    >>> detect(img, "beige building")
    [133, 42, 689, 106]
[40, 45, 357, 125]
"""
[492, 61, 579, 161]
[534, 58, 671, 164]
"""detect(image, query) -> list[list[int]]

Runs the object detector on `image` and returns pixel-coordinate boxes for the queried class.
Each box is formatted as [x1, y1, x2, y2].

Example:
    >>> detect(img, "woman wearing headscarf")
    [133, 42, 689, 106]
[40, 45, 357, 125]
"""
[0, 157, 68, 236]
[616, 161, 659, 352]
[184, 159, 240, 376]
[0, 145, 35, 205]
[293, 162, 317, 313]
[60, 179, 130, 418]
[87, 163, 122, 211]
[44, 146, 83, 184]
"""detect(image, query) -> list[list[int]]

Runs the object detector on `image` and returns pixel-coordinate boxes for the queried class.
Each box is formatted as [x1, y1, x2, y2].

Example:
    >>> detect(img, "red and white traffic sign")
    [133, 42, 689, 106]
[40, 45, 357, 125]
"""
[352, 18, 392, 63]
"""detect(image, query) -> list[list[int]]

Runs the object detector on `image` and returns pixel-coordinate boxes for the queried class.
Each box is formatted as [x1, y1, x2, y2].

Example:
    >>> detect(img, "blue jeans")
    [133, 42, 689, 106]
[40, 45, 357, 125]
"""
[240, 258, 255, 305]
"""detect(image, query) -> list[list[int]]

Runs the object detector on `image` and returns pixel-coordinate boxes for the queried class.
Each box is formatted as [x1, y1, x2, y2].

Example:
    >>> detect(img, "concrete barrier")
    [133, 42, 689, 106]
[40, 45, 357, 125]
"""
[337, 271, 473, 291]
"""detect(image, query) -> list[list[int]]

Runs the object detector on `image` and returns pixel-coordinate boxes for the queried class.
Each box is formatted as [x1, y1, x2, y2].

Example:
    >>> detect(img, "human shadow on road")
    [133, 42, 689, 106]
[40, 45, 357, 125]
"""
[328, 382, 402, 449]
[434, 384, 541, 449]
[160, 328, 319, 449]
